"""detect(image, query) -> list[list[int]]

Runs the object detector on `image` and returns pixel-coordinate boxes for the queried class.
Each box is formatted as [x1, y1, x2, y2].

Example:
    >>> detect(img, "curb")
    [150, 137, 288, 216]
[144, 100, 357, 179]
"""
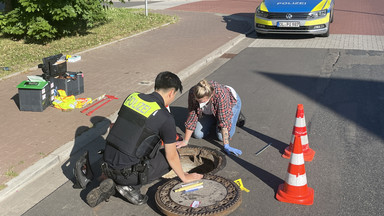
[0, 31, 248, 203]
[178, 33, 247, 83]
[0, 119, 111, 203]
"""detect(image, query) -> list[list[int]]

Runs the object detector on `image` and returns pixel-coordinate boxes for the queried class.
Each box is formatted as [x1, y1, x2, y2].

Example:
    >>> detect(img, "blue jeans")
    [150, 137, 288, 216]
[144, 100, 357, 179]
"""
[193, 94, 242, 141]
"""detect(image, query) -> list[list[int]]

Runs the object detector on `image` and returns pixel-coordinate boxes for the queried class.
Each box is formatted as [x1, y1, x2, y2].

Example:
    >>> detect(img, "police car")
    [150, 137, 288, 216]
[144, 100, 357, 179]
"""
[254, 0, 335, 37]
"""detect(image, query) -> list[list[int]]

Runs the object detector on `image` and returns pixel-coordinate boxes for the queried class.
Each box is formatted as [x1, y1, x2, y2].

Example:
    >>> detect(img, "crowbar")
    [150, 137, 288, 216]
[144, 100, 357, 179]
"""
[86, 95, 118, 116]
[80, 94, 106, 113]
[255, 143, 272, 156]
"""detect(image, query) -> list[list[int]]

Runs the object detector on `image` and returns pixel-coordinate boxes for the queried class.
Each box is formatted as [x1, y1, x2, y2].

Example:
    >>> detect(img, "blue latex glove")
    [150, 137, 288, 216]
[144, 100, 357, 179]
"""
[224, 144, 242, 156]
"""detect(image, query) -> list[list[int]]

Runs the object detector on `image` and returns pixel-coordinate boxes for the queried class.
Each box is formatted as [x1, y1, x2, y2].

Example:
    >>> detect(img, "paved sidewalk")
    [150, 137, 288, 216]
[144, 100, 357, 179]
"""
[0, 1, 253, 204]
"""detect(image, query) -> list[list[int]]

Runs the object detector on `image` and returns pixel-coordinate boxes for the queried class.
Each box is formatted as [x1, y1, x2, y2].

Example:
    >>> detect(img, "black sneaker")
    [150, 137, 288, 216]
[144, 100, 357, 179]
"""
[237, 111, 246, 127]
[86, 178, 116, 207]
[116, 185, 148, 205]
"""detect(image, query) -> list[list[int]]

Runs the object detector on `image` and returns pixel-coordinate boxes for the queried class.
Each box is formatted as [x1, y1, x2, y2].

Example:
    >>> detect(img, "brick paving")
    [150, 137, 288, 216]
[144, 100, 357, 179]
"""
[170, 0, 259, 17]
[0, 10, 247, 187]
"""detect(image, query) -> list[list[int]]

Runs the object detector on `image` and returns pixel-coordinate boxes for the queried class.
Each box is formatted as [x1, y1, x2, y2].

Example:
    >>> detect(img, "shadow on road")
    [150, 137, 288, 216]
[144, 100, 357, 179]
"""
[145, 178, 170, 214]
[170, 106, 188, 132]
[10, 93, 20, 110]
[240, 126, 287, 154]
[258, 71, 384, 141]
[255, 33, 316, 40]
[61, 116, 110, 188]
[209, 139, 284, 193]
[171, 98, 287, 192]
[223, 13, 253, 35]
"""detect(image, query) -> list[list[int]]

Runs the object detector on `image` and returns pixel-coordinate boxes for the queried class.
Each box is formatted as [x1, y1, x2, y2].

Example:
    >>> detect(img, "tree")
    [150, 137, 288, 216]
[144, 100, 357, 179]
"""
[0, 0, 124, 43]
[0, 0, 16, 13]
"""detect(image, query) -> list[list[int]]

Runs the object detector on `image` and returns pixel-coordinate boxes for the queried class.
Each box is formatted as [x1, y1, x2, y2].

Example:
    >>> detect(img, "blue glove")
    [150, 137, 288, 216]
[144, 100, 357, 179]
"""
[224, 144, 242, 156]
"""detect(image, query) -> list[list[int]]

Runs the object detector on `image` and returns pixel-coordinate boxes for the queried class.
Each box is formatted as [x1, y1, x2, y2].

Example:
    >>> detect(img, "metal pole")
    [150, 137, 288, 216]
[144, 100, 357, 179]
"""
[145, 0, 148, 16]
[255, 143, 272, 156]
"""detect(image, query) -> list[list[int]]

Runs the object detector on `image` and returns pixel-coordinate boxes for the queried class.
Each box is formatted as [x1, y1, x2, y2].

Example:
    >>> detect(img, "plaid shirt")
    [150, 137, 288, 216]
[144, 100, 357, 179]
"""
[185, 81, 237, 132]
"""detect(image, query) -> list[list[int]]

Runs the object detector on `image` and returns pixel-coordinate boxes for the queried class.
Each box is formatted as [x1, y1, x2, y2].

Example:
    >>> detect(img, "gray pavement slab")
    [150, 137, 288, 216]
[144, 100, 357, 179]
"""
[249, 34, 384, 51]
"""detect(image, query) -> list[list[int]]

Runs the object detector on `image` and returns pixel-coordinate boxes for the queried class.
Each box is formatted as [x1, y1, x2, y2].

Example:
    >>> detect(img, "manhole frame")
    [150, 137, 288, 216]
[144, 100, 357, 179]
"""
[155, 174, 242, 216]
[163, 145, 227, 179]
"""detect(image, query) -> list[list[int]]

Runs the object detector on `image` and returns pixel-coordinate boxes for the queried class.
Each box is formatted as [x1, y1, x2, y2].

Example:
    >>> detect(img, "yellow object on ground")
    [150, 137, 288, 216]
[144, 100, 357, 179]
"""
[234, 178, 250, 192]
[75, 98, 92, 108]
[174, 182, 203, 192]
[52, 89, 92, 111]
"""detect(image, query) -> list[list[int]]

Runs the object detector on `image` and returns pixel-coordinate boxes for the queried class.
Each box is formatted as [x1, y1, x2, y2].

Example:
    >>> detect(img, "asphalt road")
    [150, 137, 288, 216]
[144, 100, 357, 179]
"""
[20, 34, 384, 216]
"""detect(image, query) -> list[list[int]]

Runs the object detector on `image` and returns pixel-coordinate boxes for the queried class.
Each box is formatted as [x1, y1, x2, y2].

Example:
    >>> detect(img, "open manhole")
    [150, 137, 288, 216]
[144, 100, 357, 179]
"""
[155, 174, 242, 216]
[162, 145, 226, 179]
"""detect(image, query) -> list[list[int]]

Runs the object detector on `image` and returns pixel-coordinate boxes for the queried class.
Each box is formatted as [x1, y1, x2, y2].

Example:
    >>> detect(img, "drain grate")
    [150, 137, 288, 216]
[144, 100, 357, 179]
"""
[220, 53, 237, 59]
[138, 81, 152, 85]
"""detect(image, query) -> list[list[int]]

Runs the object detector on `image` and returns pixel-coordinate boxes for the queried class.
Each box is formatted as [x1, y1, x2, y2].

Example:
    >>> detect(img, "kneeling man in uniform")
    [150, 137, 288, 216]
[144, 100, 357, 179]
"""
[86, 71, 203, 207]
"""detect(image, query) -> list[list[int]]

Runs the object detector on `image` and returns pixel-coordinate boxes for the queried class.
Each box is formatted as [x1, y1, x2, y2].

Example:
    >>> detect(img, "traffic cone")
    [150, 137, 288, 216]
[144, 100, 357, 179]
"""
[276, 135, 314, 205]
[282, 104, 315, 161]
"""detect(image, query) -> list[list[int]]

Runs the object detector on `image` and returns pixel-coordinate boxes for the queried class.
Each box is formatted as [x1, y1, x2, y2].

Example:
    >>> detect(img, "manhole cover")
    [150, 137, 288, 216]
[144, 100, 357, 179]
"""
[162, 146, 226, 179]
[155, 175, 242, 216]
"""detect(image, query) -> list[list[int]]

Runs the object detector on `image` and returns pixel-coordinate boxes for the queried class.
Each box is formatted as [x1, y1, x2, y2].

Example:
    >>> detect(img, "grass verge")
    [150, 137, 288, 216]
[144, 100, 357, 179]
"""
[0, 8, 177, 79]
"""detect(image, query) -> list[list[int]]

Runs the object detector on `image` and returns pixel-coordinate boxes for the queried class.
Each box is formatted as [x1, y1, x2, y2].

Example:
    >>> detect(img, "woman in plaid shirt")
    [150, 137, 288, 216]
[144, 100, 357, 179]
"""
[176, 80, 244, 156]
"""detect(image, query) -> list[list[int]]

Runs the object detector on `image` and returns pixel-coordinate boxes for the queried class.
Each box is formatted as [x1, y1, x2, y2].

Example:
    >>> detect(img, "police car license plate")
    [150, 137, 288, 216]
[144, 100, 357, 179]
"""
[277, 21, 300, 27]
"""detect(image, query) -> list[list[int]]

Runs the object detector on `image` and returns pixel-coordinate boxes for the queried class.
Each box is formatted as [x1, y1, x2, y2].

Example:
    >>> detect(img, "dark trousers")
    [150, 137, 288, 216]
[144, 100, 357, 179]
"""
[111, 149, 171, 189]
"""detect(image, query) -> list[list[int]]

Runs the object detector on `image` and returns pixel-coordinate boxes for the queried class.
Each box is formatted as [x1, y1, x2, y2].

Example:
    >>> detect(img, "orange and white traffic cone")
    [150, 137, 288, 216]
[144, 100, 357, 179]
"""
[276, 135, 314, 205]
[282, 104, 315, 162]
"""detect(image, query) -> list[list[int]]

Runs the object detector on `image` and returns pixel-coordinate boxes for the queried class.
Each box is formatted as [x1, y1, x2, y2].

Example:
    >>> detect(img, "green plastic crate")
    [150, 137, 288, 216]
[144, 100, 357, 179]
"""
[17, 80, 50, 112]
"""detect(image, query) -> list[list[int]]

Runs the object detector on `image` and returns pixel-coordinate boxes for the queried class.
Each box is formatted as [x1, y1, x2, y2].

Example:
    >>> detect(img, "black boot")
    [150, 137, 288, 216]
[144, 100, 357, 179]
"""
[73, 151, 94, 189]
[237, 111, 246, 127]
[86, 178, 116, 207]
[116, 185, 148, 205]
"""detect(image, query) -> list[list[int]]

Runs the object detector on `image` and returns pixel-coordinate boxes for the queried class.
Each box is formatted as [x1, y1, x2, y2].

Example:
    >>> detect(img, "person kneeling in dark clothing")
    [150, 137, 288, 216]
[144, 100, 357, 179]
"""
[86, 71, 203, 207]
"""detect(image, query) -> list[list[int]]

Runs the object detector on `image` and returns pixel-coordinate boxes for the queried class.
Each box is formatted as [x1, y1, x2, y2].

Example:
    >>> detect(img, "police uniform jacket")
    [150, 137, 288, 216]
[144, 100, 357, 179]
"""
[103, 92, 177, 170]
